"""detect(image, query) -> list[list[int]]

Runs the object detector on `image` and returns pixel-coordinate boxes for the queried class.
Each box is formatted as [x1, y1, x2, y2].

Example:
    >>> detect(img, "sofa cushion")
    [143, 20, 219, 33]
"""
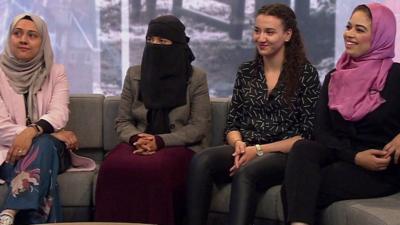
[62, 206, 92, 222]
[58, 171, 96, 206]
[211, 183, 400, 225]
[92, 171, 98, 206]
[321, 193, 400, 225]
[256, 185, 284, 221]
[66, 94, 104, 149]
[209, 184, 231, 214]
[210, 184, 283, 221]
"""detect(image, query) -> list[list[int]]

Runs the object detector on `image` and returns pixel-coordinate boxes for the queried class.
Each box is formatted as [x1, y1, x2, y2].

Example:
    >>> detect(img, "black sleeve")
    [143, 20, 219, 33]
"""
[293, 64, 321, 139]
[314, 73, 356, 163]
[225, 66, 244, 135]
[36, 119, 54, 134]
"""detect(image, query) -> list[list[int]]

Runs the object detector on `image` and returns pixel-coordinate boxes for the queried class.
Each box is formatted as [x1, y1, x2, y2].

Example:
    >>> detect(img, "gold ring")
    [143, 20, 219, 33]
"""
[18, 150, 23, 154]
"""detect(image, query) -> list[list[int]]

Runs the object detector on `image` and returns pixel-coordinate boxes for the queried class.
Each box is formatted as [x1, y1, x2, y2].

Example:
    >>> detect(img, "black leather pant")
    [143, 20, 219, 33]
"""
[187, 145, 287, 225]
[281, 140, 400, 225]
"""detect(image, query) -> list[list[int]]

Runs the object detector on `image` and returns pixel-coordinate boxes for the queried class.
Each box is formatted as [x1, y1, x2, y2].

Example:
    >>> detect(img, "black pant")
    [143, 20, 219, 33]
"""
[187, 145, 287, 225]
[281, 140, 400, 225]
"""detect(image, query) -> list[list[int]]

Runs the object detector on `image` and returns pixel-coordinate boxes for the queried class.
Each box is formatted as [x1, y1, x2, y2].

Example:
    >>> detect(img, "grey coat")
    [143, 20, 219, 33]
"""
[115, 65, 211, 152]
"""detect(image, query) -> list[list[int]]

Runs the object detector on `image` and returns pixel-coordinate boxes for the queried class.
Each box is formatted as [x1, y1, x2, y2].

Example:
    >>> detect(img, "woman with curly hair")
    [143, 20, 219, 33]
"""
[187, 3, 321, 225]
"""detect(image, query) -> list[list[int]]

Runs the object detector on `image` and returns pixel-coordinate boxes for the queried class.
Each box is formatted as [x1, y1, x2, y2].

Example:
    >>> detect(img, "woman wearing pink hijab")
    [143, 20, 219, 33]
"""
[281, 3, 400, 225]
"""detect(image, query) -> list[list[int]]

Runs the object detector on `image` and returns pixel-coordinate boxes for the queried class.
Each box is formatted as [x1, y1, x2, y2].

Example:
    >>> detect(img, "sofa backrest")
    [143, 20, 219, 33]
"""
[67, 94, 231, 158]
[103, 96, 120, 151]
[66, 94, 104, 161]
[210, 97, 230, 147]
[66, 94, 104, 147]
[102, 96, 231, 151]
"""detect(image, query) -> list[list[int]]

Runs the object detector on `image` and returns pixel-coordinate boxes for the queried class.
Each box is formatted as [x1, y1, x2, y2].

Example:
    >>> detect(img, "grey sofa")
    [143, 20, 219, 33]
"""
[0, 94, 399, 225]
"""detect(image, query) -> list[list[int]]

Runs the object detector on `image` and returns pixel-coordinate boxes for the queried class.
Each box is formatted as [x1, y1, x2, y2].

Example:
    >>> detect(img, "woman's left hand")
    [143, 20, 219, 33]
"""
[133, 133, 157, 155]
[51, 130, 79, 150]
[383, 133, 400, 164]
[229, 146, 257, 176]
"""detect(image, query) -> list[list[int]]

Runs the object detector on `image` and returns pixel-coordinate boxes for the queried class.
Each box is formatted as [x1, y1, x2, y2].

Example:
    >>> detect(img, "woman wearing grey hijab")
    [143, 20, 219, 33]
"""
[0, 13, 79, 225]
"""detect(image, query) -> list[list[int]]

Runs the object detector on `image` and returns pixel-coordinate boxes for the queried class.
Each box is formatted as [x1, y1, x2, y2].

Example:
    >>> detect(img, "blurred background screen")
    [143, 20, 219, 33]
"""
[0, 0, 398, 97]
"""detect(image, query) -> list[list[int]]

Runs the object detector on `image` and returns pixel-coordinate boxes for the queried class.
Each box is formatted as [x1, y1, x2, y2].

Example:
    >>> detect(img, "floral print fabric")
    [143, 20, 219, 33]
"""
[1, 134, 65, 225]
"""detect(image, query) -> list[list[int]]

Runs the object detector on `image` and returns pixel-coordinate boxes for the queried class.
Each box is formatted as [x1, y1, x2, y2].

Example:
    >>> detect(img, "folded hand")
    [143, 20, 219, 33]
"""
[51, 130, 79, 150]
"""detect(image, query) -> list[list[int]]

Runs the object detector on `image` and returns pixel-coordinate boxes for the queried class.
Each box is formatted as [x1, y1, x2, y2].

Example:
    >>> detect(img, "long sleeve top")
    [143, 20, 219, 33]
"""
[225, 60, 321, 145]
[315, 63, 400, 163]
[0, 64, 69, 165]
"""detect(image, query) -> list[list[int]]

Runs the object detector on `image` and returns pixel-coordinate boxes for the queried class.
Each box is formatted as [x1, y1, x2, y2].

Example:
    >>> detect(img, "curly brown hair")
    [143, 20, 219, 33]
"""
[255, 3, 308, 99]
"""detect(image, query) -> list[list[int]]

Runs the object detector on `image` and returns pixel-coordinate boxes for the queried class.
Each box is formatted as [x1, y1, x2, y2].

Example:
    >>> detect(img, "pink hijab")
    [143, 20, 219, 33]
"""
[328, 3, 396, 121]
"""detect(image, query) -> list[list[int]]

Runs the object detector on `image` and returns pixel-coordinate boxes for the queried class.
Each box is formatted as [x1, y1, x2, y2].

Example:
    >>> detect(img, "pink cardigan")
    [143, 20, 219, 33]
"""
[0, 64, 95, 171]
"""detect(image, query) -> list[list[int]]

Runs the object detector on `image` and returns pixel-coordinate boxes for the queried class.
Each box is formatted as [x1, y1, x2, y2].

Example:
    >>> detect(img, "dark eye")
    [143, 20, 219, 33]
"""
[266, 31, 275, 35]
[356, 28, 365, 33]
[28, 32, 39, 39]
[12, 30, 22, 37]
[160, 38, 172, 45]
[253, 28, 260, 33]
[345, 24, 351, 30]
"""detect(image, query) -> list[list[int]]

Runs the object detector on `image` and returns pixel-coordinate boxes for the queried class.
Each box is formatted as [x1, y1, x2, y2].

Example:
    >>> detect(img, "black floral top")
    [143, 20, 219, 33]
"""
[225, 60, 321, 145]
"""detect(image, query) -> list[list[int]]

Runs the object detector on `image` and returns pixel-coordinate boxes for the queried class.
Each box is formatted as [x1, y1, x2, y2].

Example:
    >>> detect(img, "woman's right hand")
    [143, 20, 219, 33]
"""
[230, 140, 246, 172]
[133, 133, 157, 155]
[6, 127, 37, 164]
[383, 133, 400, 164]
[355, 149, 391, 171]
[51, 130, 79, 150]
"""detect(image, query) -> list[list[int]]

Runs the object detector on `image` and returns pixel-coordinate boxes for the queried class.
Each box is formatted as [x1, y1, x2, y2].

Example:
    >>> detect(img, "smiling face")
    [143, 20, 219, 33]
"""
[343, 10, 372, 58]
[9, 19, 42, 61]
[252, 14, 292, 59]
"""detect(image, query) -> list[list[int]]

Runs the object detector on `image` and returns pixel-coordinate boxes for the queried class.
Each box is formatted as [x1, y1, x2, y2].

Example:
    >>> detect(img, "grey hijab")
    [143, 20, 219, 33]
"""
[0, 13, 53, 123]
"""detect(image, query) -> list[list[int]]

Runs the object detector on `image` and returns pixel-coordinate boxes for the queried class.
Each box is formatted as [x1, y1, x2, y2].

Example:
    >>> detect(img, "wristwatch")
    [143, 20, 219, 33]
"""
[255, 144, 264, 156]
[28, 123, 42, 135]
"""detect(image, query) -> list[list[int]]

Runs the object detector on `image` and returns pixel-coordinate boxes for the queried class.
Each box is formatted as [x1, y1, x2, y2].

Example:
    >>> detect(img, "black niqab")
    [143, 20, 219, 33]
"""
[140, 15, 195, 135]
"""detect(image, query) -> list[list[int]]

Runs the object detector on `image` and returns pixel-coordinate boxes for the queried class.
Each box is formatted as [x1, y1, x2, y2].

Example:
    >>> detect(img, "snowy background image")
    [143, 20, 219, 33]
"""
[0, 0, 399, 97]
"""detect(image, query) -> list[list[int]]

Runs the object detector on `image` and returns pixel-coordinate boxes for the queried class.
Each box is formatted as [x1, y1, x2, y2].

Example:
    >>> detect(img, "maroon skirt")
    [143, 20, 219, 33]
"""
[95, 143, 195, 225]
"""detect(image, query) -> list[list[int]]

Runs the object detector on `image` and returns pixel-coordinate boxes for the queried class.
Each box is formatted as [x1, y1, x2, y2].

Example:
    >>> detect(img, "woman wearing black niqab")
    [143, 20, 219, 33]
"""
[140, 15, 195, 134]
[95, 15, 211, 225]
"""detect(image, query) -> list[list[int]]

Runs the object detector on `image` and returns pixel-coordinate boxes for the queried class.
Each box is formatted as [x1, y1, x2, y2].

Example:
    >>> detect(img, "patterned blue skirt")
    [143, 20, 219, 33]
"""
[0, 134, 68, 225]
